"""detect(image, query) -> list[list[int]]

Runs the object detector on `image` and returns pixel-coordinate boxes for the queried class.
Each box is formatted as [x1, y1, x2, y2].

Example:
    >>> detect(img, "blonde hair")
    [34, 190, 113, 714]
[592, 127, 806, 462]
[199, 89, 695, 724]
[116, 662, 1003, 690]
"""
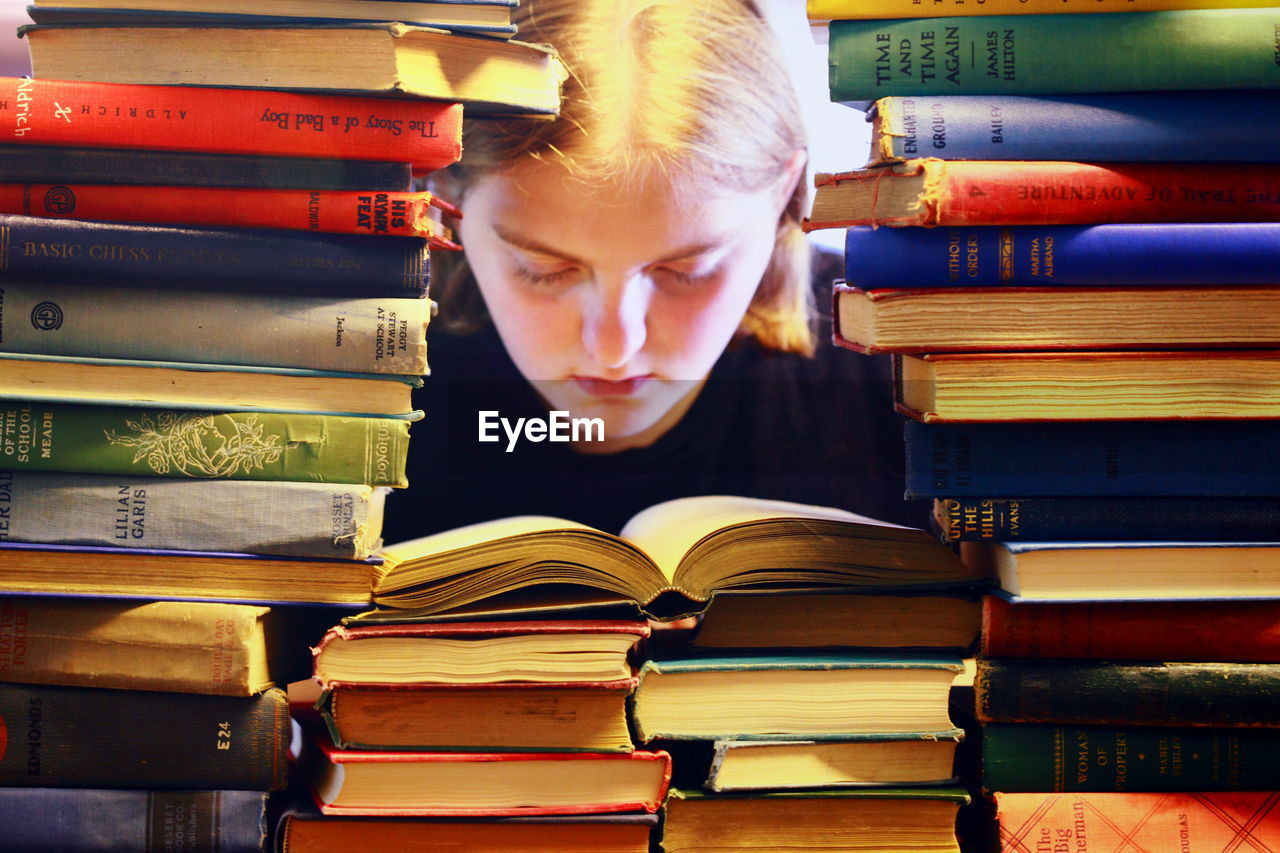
[435, 0, 814, 354]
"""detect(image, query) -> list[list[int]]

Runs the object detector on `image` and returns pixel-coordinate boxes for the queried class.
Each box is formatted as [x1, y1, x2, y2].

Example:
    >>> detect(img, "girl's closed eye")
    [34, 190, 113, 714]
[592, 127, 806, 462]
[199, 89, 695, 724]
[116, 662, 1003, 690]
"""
[512, 262, 579, 287]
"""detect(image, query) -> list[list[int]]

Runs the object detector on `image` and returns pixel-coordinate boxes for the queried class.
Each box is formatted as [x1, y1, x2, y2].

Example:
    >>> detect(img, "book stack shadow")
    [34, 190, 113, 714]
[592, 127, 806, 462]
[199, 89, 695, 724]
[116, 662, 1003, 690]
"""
[806, 4, 1280, 849]
[0, 1, 572, 848]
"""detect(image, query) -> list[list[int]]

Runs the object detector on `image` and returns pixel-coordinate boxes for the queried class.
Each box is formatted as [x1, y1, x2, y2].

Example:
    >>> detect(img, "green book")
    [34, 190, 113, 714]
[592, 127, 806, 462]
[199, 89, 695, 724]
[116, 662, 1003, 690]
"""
[828, 9, 1280, 102]
[0, 401, 410, 486]
[984, 724, 1280, 793]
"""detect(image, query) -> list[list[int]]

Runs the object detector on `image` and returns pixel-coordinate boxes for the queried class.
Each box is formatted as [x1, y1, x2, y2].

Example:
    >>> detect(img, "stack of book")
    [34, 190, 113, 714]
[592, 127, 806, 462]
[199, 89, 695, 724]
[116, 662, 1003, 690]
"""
[806, 2, 1280, 848]
[314, 495, 990, 851]
[0, 2, 570, 849]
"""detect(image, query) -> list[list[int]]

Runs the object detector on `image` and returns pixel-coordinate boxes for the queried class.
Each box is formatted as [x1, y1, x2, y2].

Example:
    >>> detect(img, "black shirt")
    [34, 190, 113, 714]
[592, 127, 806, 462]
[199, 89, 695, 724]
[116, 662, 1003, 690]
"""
[381, 251, 925, 542]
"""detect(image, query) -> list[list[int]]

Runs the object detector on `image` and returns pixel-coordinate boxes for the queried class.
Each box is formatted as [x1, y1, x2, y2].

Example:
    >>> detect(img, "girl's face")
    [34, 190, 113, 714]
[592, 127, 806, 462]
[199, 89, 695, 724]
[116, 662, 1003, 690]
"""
[460, 157, 797, 452]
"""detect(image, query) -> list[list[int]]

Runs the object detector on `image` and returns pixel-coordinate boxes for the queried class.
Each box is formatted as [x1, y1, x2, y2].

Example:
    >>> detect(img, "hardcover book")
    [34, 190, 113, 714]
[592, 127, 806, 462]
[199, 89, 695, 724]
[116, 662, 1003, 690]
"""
[277, 812, 654, 853]
[842, 223, 1280, 288]
[0, 541, 379, 605]
[984, 724, 1280, 792]
[866, 94, 1280, 164]
[904, 420, 1280, 498]
[318, 680, 637, 751]
[895, 351, 1280, 422]
[0, 471, 388, 559]
[0, 597, 316, 695]
[833, 284, 1280, 354]
[313, 620, 649, 685]
[631, 653, 965, 742]
[0, 354, 421, 419]
[0, 145, 412, 190]
[0, 215, 433, 297]
[28, 0, 518, 36]
[0, 77, 461, 174]
[369, 495, 980, 619]
[827, 10, 1280, 101]
[0, 683, 290, 789]
[295, 726, 672, 815]
[968, 540, 1280, 601]
[0, 283, 431, 374]
[981, 597, 1280, 661]
[704, 735, 962, 791]
[977, 659, 1280, 726]
[0, 788, 268, 853]
[691, 590, 981, 651]
[663, 788, 969, 853]
[0, 402, 411, 485]
[994, 791, 1280, 850]
[807, 160, 1280, 230]
[23, 22, 566, 116]
[811, 0, 1279, 17]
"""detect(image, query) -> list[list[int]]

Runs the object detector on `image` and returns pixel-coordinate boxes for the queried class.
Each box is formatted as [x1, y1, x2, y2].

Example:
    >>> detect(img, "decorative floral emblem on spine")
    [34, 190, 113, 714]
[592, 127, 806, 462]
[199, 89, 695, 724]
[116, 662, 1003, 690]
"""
[104, 412, 283, 477]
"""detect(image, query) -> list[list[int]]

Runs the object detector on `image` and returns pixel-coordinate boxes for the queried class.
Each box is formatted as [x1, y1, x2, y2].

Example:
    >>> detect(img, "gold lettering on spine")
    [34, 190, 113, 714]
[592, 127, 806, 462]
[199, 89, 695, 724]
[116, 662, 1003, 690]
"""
[998, 229, 1013, 281]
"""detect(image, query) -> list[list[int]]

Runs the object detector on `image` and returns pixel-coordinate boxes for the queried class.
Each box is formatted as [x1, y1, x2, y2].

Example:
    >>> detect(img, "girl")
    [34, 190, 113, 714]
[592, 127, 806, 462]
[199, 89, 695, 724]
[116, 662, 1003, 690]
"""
[382, 0, 916, 540]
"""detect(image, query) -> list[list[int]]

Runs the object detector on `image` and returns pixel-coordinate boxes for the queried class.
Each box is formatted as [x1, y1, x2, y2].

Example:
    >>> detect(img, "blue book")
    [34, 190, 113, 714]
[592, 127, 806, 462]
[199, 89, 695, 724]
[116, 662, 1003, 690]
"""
[632, 654, 965, 743]
[28, 1, 519, 37]
[844, 223, 1280, 289]
[0, 214, 428, 297]
[868, 93, 1280, 164]
[905, 420, 1280, 498]
[970, 540, 1280, 602]
[0, 788, 267, 852]
[933, 496, 1280, 542]
[0, 144, 413, 190]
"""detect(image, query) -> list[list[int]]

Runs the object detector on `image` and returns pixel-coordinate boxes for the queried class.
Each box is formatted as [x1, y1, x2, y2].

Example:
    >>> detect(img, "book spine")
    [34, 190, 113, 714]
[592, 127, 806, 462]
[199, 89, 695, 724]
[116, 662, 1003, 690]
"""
[844, 223, 1280, 287]
[984, 723, 1280, 792]
[980, 597, 1280, 662]
[0, 215, 429, 297]
[0, 597, 267, 695]
[828, 10, 1280, 101]
[0, 403, 411, 486]
[0, 683, 290, 790]
[811, 0, 1280, 17]
[904, 421, 1280, 498]
[935, 497, 1280, 542]
[0, 185, 450, 241]
[0, 471, 384, 558]
[870, 93, 1280, 163]
[0, 144, 413, 190]
[0, 77, 463, 174]
[976, 659, 1280, 726]
[995, 791, 1280, 848]
[0, 788, 267, 853]
[839, 161, 1280, 228]
[0, 282, 430, 374]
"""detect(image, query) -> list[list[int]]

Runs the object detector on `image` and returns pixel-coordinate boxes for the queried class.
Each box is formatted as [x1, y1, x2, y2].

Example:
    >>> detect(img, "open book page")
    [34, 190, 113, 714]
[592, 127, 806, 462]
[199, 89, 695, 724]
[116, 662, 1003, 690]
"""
[380, 516, 594, 570]
[619, 495, 902, 583]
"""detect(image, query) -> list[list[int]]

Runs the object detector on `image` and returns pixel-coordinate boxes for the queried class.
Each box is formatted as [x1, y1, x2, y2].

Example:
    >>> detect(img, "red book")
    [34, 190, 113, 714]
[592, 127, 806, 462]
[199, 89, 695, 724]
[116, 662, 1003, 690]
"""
[982, 596, 1280, 663]
[295, 726, 672, 816]
[0, 183, 460, 244]
[0, 78, 462, 175]
[995, 791, 1280, 851]
[804, 159, 1280, 229]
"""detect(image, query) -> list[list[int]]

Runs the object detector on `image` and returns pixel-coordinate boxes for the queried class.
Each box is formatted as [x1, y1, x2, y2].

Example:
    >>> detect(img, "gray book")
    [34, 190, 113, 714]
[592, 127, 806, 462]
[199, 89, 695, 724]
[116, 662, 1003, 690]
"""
[0, 470, 385, 559]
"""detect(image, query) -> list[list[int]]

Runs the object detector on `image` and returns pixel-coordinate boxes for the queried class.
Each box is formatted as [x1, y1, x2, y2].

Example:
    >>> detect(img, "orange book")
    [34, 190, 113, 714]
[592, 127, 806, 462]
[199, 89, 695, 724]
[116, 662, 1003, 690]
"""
[0, 77, 462, 175]
[0, 183, 460, 244]
[995, 791, 1280, 850]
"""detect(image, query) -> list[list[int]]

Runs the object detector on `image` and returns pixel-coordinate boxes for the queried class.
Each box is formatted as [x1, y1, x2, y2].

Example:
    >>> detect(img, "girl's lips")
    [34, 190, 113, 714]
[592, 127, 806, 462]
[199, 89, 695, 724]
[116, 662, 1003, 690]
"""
[572, 375, 654, 397]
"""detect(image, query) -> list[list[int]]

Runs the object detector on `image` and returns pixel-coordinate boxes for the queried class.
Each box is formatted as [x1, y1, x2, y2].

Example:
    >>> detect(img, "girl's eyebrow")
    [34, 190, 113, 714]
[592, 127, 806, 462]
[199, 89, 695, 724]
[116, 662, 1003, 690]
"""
[493, 224, 727, 266]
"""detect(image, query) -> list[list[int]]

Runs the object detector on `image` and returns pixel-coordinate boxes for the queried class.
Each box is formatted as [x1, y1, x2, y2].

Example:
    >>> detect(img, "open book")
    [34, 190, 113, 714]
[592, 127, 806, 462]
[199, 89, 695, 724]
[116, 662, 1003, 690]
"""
[372, 496, 982, 620]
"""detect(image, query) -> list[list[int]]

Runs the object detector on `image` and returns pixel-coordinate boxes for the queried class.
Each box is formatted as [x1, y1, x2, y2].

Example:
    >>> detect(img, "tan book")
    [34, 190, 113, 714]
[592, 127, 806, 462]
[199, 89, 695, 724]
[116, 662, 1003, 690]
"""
[0, 597, 317, 695]
[833, 284, 1280, 354]
[896, 350, 1280, 422]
